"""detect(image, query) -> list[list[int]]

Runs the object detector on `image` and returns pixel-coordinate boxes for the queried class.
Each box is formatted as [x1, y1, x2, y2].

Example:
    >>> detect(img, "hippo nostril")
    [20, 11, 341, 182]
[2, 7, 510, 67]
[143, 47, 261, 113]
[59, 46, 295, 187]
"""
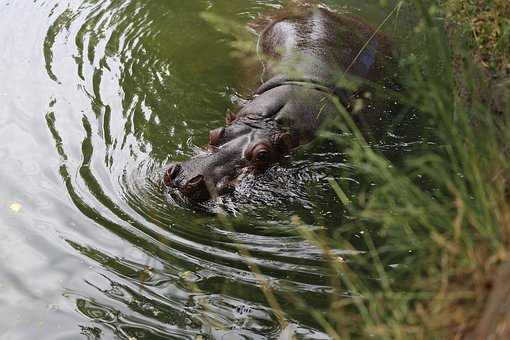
[208, 127, 225, 146]
[164, 163, 181, 186]
[183, 175, 211, 201]
[186, 175, 205, 189]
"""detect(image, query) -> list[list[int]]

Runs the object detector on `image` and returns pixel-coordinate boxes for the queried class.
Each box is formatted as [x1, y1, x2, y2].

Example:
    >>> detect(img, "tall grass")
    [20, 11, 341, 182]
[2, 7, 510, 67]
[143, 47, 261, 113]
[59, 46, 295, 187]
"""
[211, 0, 510, 337]
[296, 0, 510, 338]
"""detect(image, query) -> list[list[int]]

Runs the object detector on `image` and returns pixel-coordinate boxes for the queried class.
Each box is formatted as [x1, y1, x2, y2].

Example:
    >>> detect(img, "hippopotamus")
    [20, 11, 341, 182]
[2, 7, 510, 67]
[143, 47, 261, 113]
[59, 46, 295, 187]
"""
[164, 6, 396, 202]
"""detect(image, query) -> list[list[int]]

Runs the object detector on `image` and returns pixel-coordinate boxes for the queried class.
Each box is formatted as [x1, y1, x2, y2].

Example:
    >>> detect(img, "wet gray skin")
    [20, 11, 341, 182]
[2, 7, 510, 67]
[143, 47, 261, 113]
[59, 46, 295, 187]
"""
[164, 7, 395, 202]
[165, 84, 337, 201]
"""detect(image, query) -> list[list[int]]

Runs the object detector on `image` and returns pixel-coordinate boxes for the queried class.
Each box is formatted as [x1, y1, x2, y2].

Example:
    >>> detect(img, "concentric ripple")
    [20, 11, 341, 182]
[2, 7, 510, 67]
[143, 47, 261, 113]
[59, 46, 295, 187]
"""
[1, 0, 414, 338]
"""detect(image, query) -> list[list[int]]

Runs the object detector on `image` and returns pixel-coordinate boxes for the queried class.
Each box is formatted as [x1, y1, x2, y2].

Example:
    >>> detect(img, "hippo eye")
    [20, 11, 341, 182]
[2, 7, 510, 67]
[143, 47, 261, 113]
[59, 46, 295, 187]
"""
[209, 127, 225, 146]
[246, 143, 272, 167]
[255, 149, 270, 162]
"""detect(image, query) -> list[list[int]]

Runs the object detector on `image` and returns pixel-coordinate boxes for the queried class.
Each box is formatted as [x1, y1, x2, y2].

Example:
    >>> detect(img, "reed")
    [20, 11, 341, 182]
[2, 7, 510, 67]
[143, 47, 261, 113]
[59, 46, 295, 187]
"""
[215, 0, 510, 337]
[293, 0, 510, 337]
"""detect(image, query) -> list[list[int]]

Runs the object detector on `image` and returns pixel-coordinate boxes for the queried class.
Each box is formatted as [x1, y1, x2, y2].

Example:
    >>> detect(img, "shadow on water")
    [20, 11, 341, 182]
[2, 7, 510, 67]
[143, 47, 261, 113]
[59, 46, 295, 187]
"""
[0, 0, 424, 338]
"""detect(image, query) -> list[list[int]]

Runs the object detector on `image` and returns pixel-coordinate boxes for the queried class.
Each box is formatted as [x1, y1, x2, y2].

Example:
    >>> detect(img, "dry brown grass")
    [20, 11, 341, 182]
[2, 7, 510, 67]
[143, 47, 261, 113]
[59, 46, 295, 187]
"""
[445, 0, 510, 76]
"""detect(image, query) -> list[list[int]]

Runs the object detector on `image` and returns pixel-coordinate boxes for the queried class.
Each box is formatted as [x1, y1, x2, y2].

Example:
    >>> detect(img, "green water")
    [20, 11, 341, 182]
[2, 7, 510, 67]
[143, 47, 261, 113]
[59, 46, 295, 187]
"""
[0, 0, 419, 338]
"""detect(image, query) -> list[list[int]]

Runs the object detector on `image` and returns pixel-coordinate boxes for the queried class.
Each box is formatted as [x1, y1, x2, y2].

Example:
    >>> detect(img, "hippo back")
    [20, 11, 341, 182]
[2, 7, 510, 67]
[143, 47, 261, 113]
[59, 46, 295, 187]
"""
[258, 8, 396, 86]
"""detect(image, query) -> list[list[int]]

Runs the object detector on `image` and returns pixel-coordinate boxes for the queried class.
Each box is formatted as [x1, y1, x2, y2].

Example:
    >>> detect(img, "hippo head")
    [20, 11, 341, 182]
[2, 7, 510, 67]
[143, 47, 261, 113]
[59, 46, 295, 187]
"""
[164, 80, 341, 202]
[164, 119, 294, 202]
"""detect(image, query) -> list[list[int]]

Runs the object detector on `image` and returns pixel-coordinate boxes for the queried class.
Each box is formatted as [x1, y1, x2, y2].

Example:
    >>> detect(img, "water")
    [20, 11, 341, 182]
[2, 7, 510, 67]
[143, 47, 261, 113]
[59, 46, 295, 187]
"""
[0, 0, 417, 339]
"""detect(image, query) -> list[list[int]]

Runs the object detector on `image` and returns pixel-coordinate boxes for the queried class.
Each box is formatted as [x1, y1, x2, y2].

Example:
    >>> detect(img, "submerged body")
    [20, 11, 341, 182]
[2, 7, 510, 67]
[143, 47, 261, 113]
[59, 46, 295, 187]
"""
[164, 7, 395, 202]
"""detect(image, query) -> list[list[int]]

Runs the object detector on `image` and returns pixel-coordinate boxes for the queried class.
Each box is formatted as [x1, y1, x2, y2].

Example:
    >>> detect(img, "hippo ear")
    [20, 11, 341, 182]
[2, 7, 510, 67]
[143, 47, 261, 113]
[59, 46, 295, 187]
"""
[247, 15, 273, 33]
[274, 132, 294, 155]
[226, 110, 237, 125]
[209, 127, 225, 146]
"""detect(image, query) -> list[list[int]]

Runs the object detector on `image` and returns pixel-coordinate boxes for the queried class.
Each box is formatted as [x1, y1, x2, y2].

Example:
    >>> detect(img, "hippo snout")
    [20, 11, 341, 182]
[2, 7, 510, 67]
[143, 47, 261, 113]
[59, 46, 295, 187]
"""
[164, 163, 210, 201]
[163, 163, 181, 186]
[164, 160, 238, 202]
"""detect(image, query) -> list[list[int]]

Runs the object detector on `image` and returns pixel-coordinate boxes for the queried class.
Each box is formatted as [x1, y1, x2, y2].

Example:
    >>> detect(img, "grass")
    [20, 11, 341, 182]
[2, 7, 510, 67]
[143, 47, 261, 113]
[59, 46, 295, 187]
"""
[292, 0, 510, 338]
[444, 0, 510, 77]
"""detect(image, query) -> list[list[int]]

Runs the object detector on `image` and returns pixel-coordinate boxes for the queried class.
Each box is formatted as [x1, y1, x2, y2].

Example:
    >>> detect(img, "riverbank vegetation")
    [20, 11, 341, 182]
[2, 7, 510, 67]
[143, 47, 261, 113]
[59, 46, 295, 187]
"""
[215, 0, 509, 338]
[301, 0, 510, 338]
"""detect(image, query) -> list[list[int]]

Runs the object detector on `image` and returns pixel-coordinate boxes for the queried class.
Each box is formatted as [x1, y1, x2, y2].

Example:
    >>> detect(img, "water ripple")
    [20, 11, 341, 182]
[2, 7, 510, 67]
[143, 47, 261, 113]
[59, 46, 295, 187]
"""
[32, 0, 413, 338]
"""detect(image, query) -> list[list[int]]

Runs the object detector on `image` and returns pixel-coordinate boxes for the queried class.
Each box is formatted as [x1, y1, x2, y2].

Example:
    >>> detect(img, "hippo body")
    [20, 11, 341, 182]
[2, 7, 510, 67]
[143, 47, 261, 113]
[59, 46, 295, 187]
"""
[165, 7, 396, 202]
